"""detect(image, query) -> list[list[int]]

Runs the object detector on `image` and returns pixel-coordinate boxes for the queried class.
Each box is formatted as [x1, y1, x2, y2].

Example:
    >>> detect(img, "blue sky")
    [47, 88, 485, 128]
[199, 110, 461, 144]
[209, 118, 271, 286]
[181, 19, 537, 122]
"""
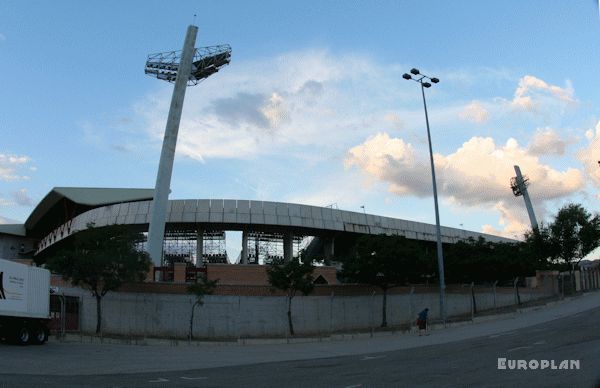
[1, 1, 600, 257]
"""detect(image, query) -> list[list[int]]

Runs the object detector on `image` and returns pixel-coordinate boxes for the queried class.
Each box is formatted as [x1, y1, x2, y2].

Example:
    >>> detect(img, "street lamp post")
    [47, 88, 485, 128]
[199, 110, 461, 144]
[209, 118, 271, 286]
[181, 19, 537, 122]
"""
[403, 68, 446, 324]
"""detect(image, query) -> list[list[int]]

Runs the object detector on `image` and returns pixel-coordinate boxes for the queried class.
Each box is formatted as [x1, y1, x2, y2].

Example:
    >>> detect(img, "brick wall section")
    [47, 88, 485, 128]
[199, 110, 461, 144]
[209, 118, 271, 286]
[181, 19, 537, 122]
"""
[206, 264, 269, 285]
[205, 264, 338, 286]
[173, 263, 187, 283]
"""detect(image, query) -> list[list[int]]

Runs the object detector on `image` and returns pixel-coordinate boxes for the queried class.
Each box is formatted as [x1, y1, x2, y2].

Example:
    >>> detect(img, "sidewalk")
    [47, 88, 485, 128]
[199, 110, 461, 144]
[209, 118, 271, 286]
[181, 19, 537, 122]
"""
[15, 290, 595, 376]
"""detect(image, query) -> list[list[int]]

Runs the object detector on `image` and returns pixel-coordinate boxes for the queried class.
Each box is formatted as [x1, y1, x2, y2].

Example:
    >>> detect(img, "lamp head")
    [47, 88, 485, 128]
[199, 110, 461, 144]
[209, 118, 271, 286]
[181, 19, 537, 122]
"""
[422, 82, 432, 88]
[410, 68, 420, 75]
[402, 73, 412, 80]
[430, 77, 439, 83]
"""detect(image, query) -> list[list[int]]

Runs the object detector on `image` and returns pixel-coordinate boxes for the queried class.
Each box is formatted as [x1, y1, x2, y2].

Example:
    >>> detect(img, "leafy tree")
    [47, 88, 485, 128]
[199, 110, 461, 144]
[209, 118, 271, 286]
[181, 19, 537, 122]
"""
[267, 257, 315, 336]
[46, 224, 151, 334]
[187, 277, 218, 340]
[522, 225, 553, 269]
[444, 237, 536, 284]
[548, 204, 600, 268]
[340, 235, 427, 327]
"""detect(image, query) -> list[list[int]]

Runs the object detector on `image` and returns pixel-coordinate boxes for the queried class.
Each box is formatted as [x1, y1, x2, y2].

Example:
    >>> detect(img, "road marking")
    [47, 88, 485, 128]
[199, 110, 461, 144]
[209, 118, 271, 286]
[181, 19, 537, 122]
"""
[361, 355, 386, 361]
[506, 346, 532, 352]
[181, 377, 208, 380]
[148, 378, 169, 383]
[533, 340, 547, 345]
[489, 331, 516, 338]
[344, 385, 362, 388]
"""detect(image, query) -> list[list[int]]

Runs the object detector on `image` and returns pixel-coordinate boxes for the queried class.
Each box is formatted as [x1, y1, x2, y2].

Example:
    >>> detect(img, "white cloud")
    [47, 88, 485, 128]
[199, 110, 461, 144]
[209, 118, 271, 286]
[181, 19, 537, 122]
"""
[482, 201, 534, 239]
[578, 121, 600, 189]
[0, 153, 32, 181]
[0, 215, 20, 224]
[528, 128, 567, 155]
[345, 133, 431, 197]
[346, 133, 584, 236]
[384, 113, 404, 130]
[0, 189, 32, 207]
[133, 49, 405, 162]
[11, 188, 33, 206]
[459, 100, 489, 124]
[261, 92, 289, 128]
[509, 75, 576, 112]
[285, 171, 371, 208]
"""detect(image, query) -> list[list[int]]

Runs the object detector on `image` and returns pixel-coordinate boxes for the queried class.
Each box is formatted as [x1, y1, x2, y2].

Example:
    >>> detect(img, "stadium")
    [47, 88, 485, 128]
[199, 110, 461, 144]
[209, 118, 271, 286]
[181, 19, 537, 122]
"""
[0, 186, 514, 282]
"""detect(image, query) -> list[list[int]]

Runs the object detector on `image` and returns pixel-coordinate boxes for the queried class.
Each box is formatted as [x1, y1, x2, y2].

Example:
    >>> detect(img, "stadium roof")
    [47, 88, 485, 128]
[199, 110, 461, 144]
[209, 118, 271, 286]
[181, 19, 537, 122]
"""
[0, 223, 26, 237]
[24, 187, 154, 236]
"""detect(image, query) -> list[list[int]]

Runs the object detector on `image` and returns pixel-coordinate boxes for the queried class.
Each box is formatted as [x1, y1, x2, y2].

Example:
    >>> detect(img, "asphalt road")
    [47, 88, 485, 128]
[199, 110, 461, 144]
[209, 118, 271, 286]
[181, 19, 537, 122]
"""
[1, 294, 599, 387]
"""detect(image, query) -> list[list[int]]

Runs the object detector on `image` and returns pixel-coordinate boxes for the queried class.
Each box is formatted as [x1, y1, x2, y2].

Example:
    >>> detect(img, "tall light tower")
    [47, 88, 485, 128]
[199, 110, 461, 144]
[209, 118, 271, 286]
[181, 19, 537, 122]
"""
[510, 165, 539, 232]
[145, 25, 231, 268]
[403, 68, 446, 324]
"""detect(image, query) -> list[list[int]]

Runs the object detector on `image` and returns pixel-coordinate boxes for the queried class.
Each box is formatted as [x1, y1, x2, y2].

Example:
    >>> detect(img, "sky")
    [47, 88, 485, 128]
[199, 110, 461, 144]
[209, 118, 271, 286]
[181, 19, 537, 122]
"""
[1, 1, 600, 259]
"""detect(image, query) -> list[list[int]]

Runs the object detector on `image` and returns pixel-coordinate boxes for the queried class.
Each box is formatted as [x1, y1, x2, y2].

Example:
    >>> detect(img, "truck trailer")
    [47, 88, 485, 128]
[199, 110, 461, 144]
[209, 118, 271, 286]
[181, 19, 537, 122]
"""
[0, 258, 50, 345]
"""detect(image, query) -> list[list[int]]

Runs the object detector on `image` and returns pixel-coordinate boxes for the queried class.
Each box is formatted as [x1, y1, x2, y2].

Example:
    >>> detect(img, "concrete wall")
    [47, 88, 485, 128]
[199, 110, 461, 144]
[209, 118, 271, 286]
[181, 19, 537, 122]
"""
[61, 286, 552, 339]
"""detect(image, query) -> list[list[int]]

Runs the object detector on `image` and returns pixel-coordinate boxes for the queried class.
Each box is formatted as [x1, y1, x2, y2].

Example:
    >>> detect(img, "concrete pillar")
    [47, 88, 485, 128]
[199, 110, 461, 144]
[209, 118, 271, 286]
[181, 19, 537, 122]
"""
[196, 229, 204, 268]
[241, 230, 248, 264]
[283, 232, 293, 263]
[324, 237, 335, 258]
[147, 25, 198, 266]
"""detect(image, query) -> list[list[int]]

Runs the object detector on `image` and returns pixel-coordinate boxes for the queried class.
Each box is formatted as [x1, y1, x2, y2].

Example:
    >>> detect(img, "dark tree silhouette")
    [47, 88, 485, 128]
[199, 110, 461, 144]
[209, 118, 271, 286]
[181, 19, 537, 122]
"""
[340, 235, 426, 327]
[267, 257, 315, 336]
[187, 277, 218, 340]
[46, 224, 151, 334]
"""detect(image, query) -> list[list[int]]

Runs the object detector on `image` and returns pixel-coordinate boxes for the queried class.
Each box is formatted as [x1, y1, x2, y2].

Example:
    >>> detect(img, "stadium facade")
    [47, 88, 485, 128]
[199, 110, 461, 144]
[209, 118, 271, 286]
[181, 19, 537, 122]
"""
[0, 187, 514, 270]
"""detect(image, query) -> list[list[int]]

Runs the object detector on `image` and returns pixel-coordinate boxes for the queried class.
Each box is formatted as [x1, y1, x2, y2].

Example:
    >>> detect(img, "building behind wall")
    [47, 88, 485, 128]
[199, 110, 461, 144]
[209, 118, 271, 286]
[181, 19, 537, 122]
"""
[0, 224, 37, 264]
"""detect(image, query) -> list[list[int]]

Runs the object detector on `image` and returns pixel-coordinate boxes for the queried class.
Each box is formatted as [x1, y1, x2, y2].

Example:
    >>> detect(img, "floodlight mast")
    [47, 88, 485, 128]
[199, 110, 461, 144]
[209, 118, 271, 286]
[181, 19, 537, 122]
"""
[145, 25, 231, 271]
[511, 165, 539, 232]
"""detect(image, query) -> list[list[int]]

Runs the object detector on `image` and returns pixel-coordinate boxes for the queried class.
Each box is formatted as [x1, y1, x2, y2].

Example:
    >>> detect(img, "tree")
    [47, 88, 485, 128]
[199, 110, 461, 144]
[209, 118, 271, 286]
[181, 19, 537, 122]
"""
[340, 235, 427, 327]
[548, 204, 600, 268]
[267, 257, 315, 336]
[45, 224, 151, 334]
[187, 277, 218, 340]
[444, 237, 536, 284]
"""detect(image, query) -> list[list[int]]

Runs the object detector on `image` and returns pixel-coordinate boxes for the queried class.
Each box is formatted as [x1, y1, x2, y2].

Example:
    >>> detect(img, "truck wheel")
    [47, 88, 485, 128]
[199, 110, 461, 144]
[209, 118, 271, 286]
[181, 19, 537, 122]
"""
[31, 326, 49, 345]
[16, 326, 30, 346]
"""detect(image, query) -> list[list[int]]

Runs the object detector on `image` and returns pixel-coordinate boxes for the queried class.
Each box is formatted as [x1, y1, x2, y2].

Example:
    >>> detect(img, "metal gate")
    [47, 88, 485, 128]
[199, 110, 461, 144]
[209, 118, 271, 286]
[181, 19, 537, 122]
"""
[49, 295, 80, 334]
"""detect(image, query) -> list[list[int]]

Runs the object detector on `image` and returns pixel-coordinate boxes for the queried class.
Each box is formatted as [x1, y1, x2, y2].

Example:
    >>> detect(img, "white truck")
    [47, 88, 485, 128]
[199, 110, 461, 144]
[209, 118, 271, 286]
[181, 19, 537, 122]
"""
[0, 258, 50, 345]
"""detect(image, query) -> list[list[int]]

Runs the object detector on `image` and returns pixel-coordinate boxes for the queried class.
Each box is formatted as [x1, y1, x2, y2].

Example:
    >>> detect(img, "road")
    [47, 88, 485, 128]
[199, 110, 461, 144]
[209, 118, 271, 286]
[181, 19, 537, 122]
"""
[1, 293, 599, 387]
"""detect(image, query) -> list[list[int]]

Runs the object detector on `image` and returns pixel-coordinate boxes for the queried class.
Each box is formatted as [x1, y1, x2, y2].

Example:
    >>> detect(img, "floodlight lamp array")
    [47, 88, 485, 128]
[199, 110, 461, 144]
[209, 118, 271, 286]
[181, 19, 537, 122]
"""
[145, 44, 232, 86]
[510, 175, 529, 197]
[402, 68, 439, 87]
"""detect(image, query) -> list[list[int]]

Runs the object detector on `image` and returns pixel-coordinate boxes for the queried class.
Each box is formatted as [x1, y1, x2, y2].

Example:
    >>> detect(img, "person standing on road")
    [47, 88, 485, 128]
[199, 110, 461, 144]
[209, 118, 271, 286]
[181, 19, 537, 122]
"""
[417, 308, 429, 336]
